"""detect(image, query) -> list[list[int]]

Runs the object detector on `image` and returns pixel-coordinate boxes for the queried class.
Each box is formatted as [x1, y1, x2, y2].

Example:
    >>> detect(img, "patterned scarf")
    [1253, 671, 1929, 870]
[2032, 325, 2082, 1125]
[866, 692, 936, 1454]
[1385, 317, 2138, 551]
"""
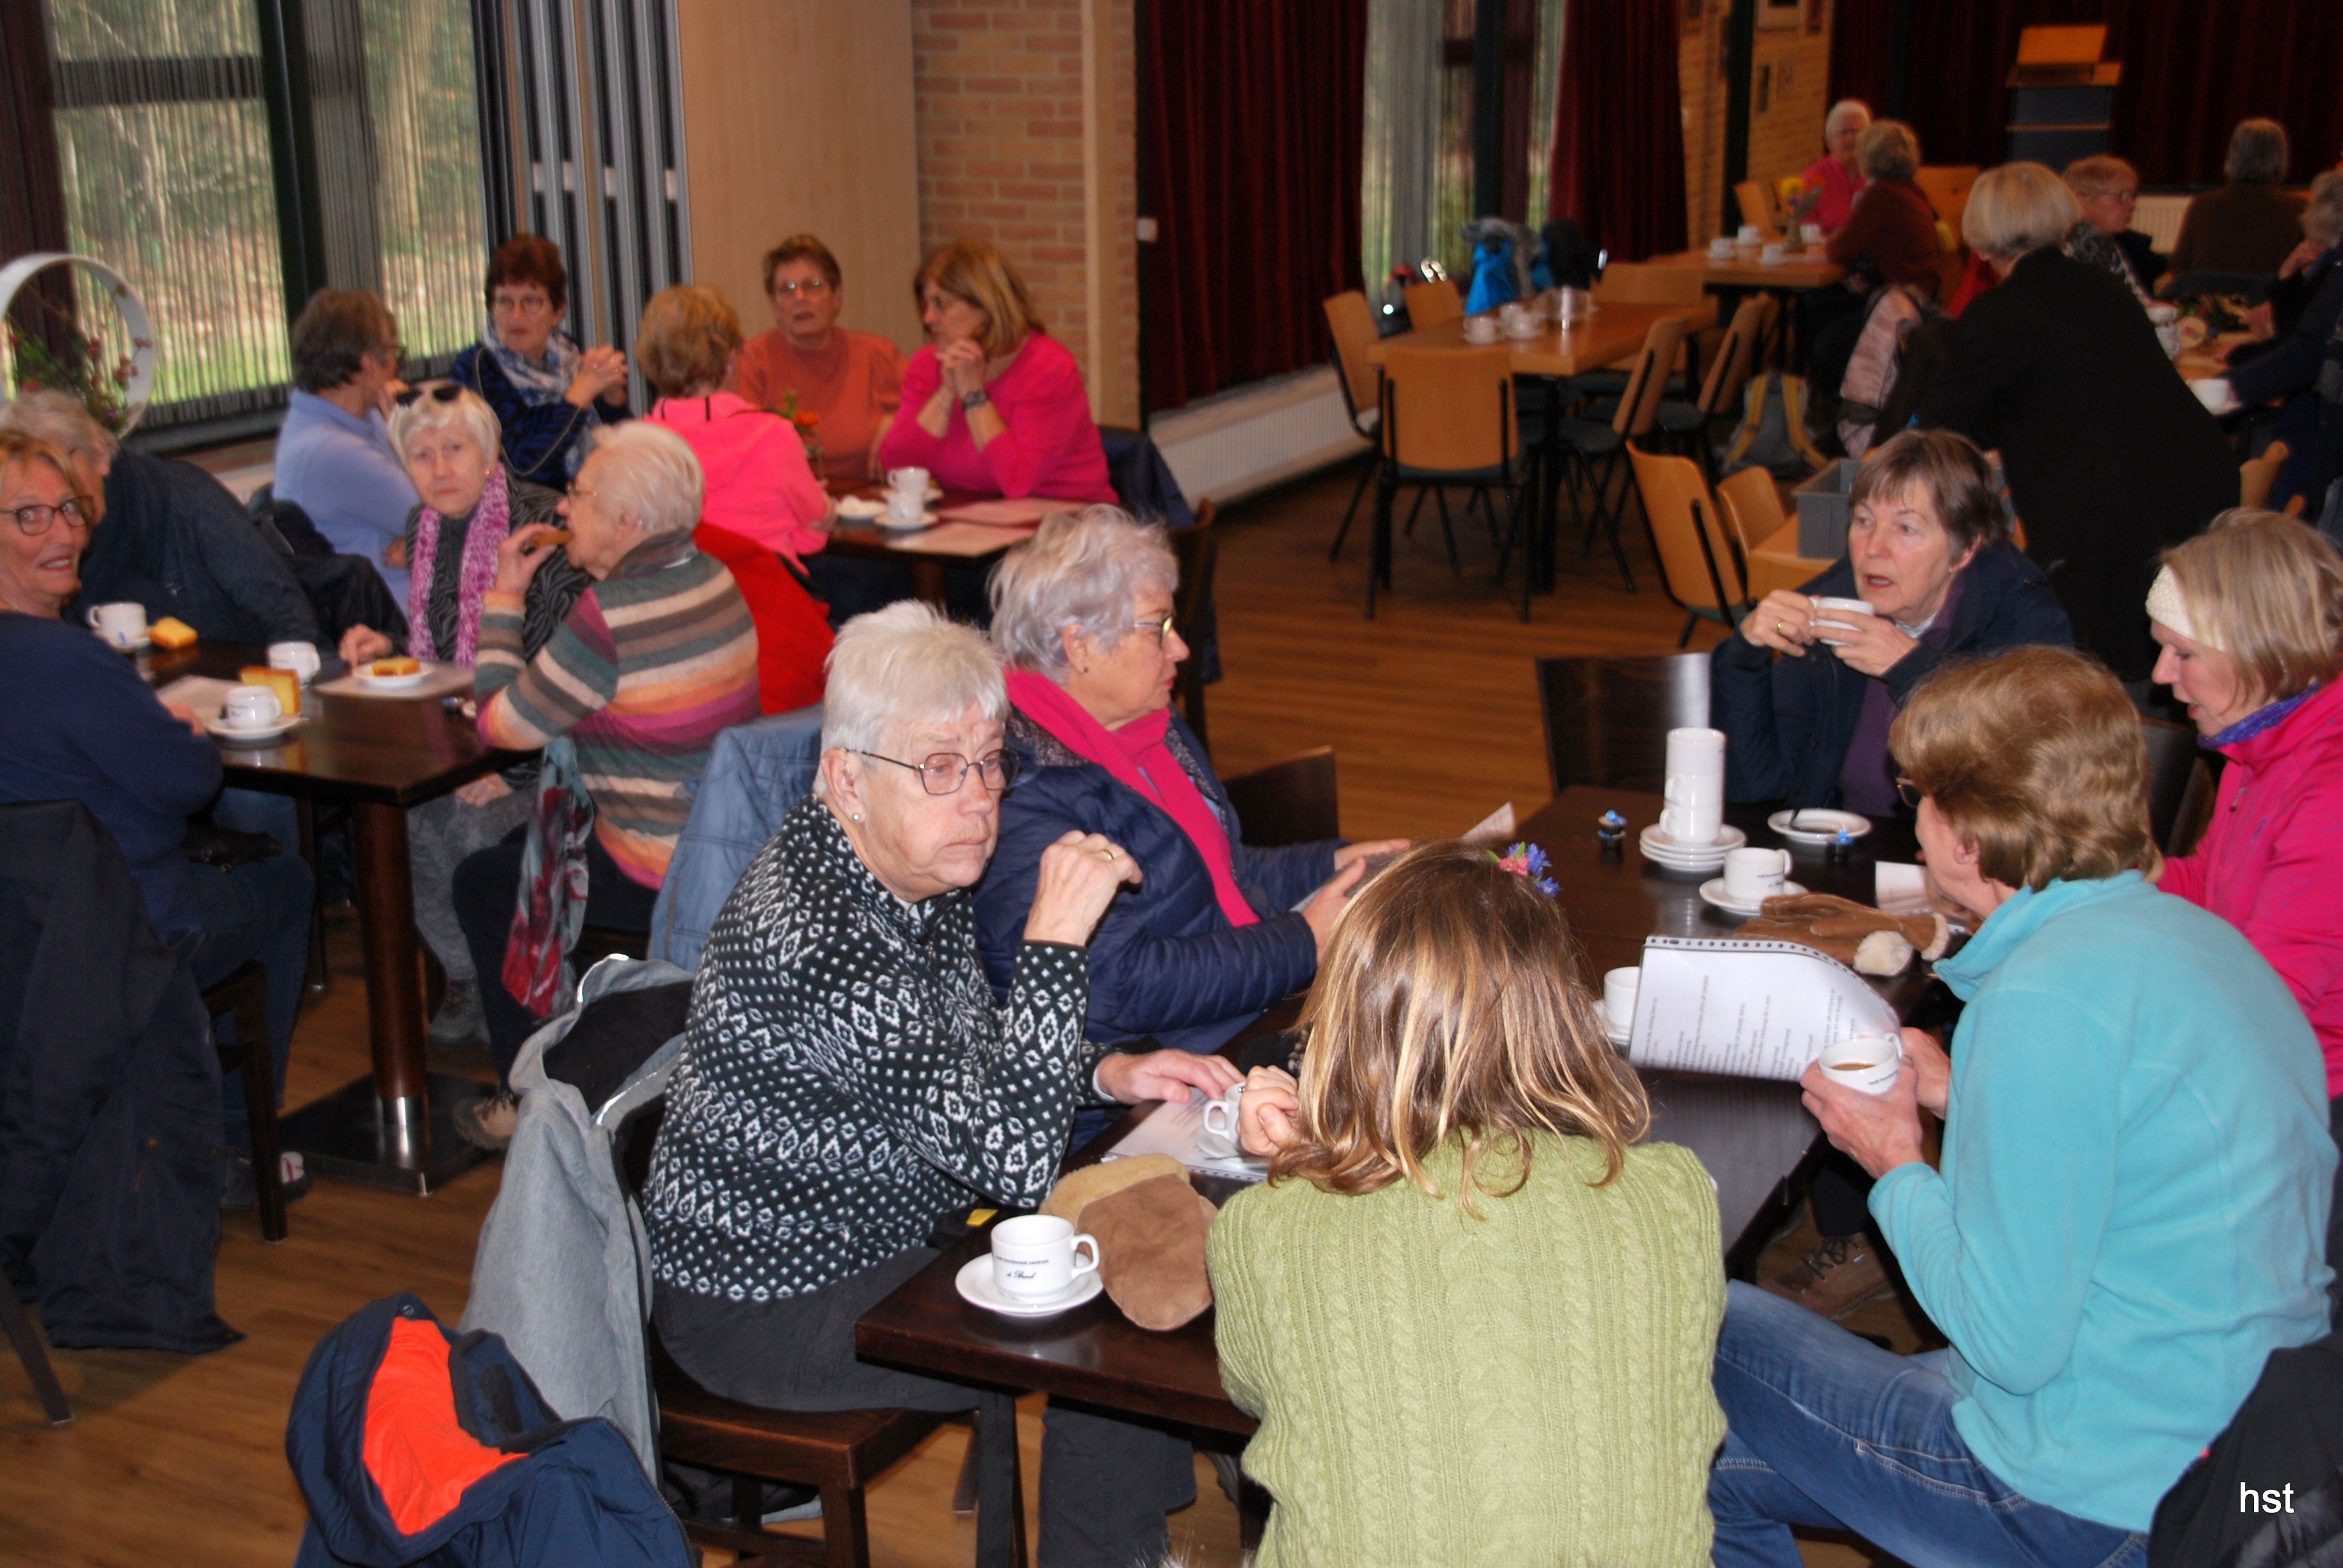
[500, 736, 595, 1019]
[406, 463, 511, 665]
[480, 315, 602, 477]
[2206, 682, 2320, 751]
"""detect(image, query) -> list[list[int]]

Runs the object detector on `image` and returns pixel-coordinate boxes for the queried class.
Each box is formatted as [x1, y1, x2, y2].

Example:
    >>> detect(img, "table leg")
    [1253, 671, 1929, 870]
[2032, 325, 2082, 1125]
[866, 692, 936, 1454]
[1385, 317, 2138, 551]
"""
[910, 560, 949, 610]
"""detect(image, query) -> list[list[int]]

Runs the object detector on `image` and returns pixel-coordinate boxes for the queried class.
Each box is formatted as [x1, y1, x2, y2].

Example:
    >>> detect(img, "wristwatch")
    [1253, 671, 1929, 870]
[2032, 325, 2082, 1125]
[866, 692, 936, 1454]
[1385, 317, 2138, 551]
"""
[960, 387, 991, 412]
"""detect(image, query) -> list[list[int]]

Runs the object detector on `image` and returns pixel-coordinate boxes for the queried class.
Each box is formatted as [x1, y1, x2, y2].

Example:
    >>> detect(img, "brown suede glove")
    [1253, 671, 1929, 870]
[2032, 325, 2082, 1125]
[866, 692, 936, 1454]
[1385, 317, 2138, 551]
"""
[1041, 1156, 1219, 1331]
[1735, 892, 1948, 976]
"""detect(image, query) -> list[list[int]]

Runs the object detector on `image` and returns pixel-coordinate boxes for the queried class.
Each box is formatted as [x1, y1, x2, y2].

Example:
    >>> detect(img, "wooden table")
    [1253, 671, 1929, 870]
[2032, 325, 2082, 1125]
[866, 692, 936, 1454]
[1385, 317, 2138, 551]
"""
[1646, 249, 1847, 292]
[1360, 299, 1717, 380]
[145, 641, 522, 1193]
[855, 785, 1933, 1437]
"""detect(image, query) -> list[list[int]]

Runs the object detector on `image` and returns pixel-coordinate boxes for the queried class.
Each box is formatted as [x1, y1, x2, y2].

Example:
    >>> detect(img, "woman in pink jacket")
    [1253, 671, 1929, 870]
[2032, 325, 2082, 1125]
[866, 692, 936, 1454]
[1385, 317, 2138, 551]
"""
[2149, 507, 2343, 1320]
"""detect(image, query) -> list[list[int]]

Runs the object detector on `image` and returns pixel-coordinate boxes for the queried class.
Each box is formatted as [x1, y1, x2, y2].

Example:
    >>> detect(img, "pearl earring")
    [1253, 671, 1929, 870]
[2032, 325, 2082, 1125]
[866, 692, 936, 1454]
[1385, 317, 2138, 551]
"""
[851, 812, 862, 822]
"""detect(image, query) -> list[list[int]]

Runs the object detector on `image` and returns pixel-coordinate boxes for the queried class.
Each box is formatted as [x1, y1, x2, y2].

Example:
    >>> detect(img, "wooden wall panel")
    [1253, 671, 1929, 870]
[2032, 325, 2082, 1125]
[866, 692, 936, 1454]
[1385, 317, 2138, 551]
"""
[674, 0, 925, 357]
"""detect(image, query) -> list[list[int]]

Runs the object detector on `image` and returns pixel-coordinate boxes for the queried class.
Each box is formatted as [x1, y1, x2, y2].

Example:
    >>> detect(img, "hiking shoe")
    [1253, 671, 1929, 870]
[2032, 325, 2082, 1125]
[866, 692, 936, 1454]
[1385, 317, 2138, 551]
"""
[427, 980, 490, 1050]
[452, 1088, 517, 1151]
[1761, 1234, 1891, 1316]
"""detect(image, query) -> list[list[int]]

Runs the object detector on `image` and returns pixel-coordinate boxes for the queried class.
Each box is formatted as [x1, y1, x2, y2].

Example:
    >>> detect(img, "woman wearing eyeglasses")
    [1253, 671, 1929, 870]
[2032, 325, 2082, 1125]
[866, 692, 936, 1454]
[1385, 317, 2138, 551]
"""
[451, 234, 631, 486]
[643, 599, 1236, 1566]
[974, 509, 1407, 1094]
[736, 234, 905, 485]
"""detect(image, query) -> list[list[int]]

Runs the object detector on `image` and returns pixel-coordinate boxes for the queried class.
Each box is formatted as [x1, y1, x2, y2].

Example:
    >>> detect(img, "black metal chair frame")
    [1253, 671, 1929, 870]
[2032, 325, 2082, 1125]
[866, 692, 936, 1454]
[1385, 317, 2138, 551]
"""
[1370, 370, 1538, 620]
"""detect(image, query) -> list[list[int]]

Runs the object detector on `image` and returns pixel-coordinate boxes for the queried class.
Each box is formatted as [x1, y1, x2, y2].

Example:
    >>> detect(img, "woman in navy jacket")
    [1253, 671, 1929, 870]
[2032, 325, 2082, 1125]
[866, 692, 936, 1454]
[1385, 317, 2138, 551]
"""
[1712, 430, 2073, 813]
[974, 508, 1406, 1063]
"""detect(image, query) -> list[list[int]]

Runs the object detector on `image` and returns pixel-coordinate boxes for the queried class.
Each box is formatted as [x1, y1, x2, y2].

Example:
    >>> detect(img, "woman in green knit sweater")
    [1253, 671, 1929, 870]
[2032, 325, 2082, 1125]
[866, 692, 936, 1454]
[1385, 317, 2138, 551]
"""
[1206, 843, 1728, 1566]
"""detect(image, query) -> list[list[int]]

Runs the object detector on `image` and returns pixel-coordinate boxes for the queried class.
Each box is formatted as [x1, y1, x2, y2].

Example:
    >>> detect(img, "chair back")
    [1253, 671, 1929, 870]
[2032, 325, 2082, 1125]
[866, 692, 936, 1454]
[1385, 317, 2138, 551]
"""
[1322, 290, 1382, 426]
[1714, 465, 1789, 555]
[1733, 180, 1783, 241]
[2141, 716, 2206, 853]
[2241, 440, 2289, 509]
[1694, 295, 1770, 417]
[1610, 315, 1689, 439]
[1403, 277, 1463, 328]
[1915, 165, 1979, 232]
[1168, 500, 1218, 747]
[1534, 655, 1712, 792]
[1222, 748, 1340, 846]
[1631, 445, 1749, 616]
[1381, 347, 1516, 474]
[1592, 261, 1707, 307]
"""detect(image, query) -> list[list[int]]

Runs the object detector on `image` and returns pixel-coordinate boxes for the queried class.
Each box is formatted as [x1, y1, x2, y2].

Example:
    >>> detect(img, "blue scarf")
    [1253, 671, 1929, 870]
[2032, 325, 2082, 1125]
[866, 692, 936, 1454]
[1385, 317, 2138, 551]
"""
[479, 315, 603, 477]
[2206, 682, 2319, 750]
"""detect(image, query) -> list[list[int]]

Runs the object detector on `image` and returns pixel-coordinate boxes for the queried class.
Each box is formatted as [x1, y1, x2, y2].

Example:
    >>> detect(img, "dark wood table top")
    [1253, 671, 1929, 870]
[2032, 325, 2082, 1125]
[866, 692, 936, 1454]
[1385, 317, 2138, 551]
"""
[819, 483, 1037, 571]
[143, 641, 524, 808]
[855, 787, 1940, 1435]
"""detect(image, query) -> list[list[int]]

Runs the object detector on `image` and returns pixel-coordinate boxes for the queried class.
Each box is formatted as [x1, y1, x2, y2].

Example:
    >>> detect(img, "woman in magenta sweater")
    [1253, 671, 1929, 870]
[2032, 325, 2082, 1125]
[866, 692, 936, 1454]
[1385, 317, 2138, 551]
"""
[879, 240, 1116, 505]
[2149, 508, 2343, 1320]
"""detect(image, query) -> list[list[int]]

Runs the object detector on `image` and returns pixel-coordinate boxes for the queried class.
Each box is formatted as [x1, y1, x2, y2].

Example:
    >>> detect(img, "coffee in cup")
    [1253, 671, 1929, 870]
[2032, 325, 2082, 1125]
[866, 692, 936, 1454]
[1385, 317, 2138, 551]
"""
[85, 601, 148, 648]
[1723, 846, 1792, 905]
[1818, 1034, 1903, 1097]
[990, 1214, 1100, 1303]
[223, 687, 283, 730]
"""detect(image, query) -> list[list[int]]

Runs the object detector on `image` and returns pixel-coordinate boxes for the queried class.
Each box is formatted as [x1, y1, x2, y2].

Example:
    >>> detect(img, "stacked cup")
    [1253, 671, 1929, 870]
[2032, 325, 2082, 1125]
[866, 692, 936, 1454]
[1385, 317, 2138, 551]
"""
[1640, 726, 1745, 873]
[883, 466, 931, 528]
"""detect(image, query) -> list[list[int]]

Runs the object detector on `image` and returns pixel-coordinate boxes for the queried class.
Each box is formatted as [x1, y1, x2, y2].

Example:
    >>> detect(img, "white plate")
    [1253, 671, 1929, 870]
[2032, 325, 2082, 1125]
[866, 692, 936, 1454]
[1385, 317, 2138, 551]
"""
[205, 714, 303, 743]
[1638, 822, 1746, 871]
[836, 496, 885, 521]
[356, 665, 429, 691]
[954, 1255, 1104, 1318]
[1699, 877, 1806, 918]
[1768, 809, 1873, 846]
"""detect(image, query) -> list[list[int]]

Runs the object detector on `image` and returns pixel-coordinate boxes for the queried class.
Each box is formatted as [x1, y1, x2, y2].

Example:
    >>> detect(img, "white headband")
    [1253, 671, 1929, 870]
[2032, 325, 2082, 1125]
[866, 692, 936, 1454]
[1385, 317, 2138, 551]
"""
[2146, 566, 2221, 651]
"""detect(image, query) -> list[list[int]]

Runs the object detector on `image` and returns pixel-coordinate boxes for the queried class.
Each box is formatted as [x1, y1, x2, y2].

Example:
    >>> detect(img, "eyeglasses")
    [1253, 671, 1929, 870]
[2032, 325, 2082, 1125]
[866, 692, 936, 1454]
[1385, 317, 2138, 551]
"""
[395, 381, 462, 408]
[856, 750, 1017, 795]
[1130, 610, 1178, 645]
[772, 278, 833, 298]
[6, 497, 92, 536]
[1895, 776, 1924, 810]
[491, 292, 555, 316]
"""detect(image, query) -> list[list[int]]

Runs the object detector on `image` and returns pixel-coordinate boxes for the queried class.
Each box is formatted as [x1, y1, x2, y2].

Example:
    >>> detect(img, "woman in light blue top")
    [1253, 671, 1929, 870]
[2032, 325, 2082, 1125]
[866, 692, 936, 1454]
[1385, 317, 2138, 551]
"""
[272, 289, 419, 602]
[1710, 645, 2333, 1567]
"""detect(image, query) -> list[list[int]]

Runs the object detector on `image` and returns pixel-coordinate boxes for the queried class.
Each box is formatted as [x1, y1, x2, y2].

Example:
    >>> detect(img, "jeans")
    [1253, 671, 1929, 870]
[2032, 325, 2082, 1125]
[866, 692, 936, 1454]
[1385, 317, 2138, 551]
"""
[452, 825, 660, 1083]
[168, 848, 313, 1152]
[1709, 1282, 2146, 1568]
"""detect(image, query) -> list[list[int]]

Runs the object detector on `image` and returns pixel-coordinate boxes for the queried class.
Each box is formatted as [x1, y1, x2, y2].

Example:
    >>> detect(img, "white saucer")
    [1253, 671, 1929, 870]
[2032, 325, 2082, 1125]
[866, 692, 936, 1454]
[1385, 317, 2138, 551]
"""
[877, 512, 939, 533]
[1769, 809, 1873, 846]
[206, 714, 303, 743]
[836, 495, 885, 521]
[1699, 878, 1806, 918]
[356, 664, 429, 691]
[1638, 822, 1746, 872]
[954, 1255, 1104, 1318]
[101, 631, 153, 653]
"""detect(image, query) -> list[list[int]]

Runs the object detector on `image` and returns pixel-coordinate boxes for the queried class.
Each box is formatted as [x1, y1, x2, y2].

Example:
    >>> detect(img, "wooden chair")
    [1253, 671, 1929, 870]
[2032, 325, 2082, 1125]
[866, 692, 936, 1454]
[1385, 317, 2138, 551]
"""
[1168, 499, 1217, 751]
[1401, 277, 1463, 328]
[1533, 654, 1712, 794]
[203, 958, 288, 1243]
[1322, 290, 1384, 561]
[1369, 346, 1533, 618]
[1591, 296, 1769, 473]
[1733, 180, 1783, 242]
[1555, 314, 1687, 592]
[1915, 165, 1980, 235]
[1716, 466, 1813, 601]
[1591, 261, 1708, 307]
[2241, 440, 2289, 509]
[1222, 748, 1340, 845]
[1628, 446, 1752, 646]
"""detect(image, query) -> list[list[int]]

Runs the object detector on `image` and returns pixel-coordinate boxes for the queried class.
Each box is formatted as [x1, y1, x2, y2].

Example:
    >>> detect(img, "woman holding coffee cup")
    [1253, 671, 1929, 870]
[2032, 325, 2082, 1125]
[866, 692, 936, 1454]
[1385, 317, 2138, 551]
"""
[1710, 429, 2071, 814]
[1209, 842, 1726, 1564]
[2147, 511, 2343, 1322]
[641, 601, 1236, 1567]
[1709, 647, 2333, 1560]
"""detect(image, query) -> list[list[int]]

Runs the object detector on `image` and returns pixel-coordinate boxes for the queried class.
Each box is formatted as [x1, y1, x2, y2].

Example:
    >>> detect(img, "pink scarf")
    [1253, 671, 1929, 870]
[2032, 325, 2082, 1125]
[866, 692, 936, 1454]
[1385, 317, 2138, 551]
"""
[406, 464, 513, 665]
[1006, 670, 1258, 928]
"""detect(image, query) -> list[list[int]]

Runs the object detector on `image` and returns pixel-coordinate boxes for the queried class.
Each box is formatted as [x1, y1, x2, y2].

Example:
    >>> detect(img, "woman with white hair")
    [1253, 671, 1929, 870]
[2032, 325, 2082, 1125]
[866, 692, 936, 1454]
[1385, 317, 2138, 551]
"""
[2170, 117, 2307, 276]
[336, 382, 593, 1051]
[2194, 171, 2343, 508]
[643, 599, 1238, 1566]
[975, 508, 1407, 1076]
[1918, 162, 2236, 691]
[450, 420, 759, 1142]
[1803, 99, 1872, 235]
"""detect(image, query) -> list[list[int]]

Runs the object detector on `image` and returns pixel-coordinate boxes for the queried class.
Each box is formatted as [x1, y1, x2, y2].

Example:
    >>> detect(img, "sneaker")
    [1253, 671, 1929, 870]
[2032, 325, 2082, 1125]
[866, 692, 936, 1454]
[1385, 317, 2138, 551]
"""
[427, 980, 490, 1050]
[1761, 1234, 1891, 1316]
[451, 1088, 517, 1151]
[221, 1150, 315, 1210]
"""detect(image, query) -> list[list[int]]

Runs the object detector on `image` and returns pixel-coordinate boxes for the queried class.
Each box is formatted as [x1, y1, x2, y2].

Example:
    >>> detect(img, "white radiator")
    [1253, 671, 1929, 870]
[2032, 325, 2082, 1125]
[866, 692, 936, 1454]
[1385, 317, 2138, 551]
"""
[1149, 365, 1369, 507]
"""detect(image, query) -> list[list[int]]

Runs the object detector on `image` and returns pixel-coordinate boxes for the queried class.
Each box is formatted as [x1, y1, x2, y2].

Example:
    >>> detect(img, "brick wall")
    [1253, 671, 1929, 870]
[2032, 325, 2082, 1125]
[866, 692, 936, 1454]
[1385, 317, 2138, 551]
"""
[1680, 1, 1836, 244]
[909, 0, 1140, 426]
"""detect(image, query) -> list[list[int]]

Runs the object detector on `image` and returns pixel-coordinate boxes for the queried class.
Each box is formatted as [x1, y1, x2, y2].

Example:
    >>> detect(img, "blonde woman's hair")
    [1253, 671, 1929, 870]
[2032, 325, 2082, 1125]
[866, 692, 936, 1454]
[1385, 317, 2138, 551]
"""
[0, 430, 80, 492]
[914, 239, 1042, 359]
[1269, 842, 1651, 1210]
[387, 382, 501, 466]
[1890, 646, 2159, 893]
[0, 387, 116, 463]
[634, 284, 744, 398]
[1962, 162, 2081, 261]
[2158, 508, 2343, 708]
[1856, 120, 1920, 183]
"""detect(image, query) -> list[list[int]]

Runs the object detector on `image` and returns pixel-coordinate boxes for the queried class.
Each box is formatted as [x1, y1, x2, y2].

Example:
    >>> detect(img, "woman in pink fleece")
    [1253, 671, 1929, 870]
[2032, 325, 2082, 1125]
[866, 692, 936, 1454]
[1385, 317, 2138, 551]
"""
[2149, 508, 2343, 1321]
[878, 239, 1116, 505]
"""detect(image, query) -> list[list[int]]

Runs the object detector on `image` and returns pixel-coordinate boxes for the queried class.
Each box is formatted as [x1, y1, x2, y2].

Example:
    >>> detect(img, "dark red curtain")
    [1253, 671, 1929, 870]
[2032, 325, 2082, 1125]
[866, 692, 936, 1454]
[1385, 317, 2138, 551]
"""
[1828, 0, 2343, 185]
[1549, 0, 1688, 262]
[1140, 0, 1368, 413]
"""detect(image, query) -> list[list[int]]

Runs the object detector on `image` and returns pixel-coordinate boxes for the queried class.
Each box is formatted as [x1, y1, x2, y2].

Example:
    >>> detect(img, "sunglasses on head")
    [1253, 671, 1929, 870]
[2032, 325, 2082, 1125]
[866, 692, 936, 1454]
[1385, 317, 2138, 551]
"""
[395, 381, 463, 408]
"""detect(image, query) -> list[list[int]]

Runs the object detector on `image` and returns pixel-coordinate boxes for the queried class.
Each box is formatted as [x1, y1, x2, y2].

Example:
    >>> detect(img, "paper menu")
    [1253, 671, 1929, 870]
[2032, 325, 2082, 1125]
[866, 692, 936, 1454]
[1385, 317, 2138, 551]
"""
[1628, 937, 1899, 1082]
[1101, 1094, 1268, 1183]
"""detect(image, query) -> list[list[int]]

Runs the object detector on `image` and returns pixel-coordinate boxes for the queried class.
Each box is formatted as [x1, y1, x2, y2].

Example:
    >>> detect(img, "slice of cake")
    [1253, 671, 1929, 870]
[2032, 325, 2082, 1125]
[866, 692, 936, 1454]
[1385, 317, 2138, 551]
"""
[239, 665, 301, 716]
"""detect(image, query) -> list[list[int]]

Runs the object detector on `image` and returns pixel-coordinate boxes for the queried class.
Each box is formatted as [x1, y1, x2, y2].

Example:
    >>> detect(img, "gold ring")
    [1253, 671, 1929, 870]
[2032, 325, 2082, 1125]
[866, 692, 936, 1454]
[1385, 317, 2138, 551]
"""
[1775, 620, 1788, 635]
[1098, 848, 1115, 861]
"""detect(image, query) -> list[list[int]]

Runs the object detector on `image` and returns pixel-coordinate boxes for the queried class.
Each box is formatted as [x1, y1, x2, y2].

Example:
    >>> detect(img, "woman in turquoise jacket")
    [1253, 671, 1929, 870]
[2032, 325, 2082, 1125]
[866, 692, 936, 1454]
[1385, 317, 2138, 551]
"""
[1710, 646, 2333, 1565]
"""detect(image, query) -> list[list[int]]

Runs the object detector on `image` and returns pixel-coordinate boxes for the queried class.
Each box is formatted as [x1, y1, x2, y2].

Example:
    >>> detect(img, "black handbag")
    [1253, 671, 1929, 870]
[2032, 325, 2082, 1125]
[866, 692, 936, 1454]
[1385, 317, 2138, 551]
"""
[180, 820, 281, 871]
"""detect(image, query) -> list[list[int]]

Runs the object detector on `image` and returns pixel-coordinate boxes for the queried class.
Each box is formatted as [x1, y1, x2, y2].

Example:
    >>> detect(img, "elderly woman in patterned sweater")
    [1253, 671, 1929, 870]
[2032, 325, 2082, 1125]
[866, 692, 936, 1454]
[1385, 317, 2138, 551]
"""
[642, 599, 1239, 1568]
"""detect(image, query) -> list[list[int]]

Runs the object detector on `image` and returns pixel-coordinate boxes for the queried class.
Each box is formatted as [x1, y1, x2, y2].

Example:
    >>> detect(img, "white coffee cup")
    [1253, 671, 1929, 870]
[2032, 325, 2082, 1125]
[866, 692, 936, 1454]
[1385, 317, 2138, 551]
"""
[1818, 1034, 1904, 1097]
[1665, 726, 1726, 777]
[1810, 595, 1878, 645]
[267, 641, 321, 684]
[223, 687, 283, 730]
[883, 489, 926, 527]
[1708, 236, 1735, 259]
[1602, 966, 1640, 1037]
[1760, 243, 1786, 265]
[1737, 224, 1761, 245]
[1660, 772, 1725, 846]
[886, 466, 929, 497]
[1463, 315, 1499, 344]
[1723, 846, 1792, 904]
[990, 1214, 1101, 1302]
[85, 601, 148, 647]
[1196, 1083, 1247, 1160]
[1801, 223, 1824, 246]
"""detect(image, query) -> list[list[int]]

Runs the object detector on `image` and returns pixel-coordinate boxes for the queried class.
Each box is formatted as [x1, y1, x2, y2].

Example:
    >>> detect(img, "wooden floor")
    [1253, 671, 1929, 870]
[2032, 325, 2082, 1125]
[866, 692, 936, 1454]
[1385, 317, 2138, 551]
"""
[2, 461, 1902, 1568]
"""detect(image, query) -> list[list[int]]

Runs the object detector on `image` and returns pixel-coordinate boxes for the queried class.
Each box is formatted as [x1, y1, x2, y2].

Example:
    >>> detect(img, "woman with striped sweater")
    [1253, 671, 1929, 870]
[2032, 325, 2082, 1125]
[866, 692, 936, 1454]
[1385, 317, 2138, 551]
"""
[453, 422, 759, 1145]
